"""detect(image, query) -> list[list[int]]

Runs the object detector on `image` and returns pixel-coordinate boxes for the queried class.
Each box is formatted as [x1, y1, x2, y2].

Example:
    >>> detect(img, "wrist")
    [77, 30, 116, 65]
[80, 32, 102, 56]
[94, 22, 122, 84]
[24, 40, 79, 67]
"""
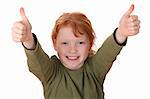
[22, 33, 36, 50]
[116, 28, 127, 44]
[113, 28, 127, 46]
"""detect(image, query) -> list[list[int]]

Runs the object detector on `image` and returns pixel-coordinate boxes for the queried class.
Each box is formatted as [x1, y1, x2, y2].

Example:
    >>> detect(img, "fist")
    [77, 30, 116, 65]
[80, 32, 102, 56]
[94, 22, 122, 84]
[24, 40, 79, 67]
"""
[118, 4, 140, 37]
[11, 7, 32, 43]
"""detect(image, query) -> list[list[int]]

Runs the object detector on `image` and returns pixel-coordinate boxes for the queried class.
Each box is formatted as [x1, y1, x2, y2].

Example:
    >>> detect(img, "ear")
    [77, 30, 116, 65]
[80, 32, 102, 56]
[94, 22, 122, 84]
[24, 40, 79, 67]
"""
[53, 39, 57, 51]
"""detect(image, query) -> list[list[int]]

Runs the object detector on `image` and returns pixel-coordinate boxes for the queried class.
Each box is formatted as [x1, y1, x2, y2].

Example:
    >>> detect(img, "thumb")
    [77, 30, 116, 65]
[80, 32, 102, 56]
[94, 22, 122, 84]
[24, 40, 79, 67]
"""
[20, 7, 29, 23]
[124, 4, 134, 17]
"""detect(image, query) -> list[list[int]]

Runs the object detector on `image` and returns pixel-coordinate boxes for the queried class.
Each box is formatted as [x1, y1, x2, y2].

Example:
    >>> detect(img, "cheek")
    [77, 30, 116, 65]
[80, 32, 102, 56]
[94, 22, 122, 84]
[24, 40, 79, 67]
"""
[86, 44, 91, 51]
[80, 46, 90, 55]
[56, 46, 67, 55]
[85, 49, 90, 55]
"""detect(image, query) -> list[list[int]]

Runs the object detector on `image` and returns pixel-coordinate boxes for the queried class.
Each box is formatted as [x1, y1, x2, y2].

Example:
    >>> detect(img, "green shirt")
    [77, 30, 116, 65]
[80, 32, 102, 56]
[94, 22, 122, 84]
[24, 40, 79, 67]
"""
[24, 33, 124, 99]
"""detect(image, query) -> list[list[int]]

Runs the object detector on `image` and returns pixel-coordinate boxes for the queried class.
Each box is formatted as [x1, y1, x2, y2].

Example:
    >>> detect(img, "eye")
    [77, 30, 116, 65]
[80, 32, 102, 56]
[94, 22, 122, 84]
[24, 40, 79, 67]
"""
[61, 42, 68, 45]
[79, 41, 85, 44]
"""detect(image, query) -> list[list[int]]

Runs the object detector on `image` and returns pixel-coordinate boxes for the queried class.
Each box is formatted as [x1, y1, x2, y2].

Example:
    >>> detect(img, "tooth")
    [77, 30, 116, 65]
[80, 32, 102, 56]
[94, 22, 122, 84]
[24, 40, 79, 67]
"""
[68, 56, 77, 60]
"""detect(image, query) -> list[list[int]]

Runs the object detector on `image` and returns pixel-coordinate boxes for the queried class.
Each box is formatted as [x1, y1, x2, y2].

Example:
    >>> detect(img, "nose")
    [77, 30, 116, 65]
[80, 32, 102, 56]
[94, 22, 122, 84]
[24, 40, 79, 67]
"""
[69, 44, 77, 54]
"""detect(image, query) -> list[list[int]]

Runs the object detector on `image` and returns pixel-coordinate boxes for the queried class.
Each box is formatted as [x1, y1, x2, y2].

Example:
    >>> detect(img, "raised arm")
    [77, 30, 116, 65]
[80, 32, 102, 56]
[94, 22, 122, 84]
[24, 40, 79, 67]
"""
[11, 8, 54, 82]
[91, 4, 140, 81]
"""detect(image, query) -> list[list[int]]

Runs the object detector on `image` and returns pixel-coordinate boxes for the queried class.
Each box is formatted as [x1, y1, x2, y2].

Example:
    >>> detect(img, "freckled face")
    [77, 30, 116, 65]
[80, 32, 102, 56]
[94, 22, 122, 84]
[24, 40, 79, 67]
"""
[54, 26, 90, 70]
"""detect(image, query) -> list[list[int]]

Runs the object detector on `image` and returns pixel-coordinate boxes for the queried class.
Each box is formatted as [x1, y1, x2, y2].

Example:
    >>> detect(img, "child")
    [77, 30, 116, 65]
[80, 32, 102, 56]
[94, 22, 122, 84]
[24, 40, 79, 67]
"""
[11, 4, 140, 99]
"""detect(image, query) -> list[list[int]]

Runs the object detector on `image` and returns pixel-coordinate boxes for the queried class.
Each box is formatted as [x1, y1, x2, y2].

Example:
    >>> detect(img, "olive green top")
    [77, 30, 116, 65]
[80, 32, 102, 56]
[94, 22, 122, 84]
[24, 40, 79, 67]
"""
[24, 33, 124, 99]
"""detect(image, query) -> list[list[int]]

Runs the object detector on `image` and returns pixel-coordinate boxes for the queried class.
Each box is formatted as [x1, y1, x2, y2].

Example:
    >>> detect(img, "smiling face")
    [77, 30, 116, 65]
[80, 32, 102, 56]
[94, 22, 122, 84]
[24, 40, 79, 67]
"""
[54, 26, 90, 70]
[52, 12, 95, 70]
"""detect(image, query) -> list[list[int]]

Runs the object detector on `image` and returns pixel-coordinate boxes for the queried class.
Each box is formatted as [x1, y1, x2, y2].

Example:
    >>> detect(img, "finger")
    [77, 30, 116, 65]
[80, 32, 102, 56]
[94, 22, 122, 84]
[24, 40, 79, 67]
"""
[12, 37, 21, 43]
[128, 20, 140, 27]
[14, 37, 25, 42]
[13, 21, 26, 31]
[128, 25, 140, 31]
[12, 32, 26, 42]
[129, 15, 138, 22]
[13, 28, 26, 35]
[129, 29, 139, 35]
[12, 32, 22, 42]
[12, 24, 26, 35]
[20, 7, 29, 24]
[124, 4, 134, 17]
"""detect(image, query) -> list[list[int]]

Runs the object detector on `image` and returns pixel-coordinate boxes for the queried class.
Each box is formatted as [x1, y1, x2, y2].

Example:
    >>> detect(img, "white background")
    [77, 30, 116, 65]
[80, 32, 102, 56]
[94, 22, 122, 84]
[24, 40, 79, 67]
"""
[0, 0, 149, 99]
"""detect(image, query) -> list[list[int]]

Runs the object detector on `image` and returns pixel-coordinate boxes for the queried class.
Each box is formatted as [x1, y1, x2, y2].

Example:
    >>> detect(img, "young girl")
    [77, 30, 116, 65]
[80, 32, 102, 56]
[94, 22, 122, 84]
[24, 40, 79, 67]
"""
[11, 4, 140, 99]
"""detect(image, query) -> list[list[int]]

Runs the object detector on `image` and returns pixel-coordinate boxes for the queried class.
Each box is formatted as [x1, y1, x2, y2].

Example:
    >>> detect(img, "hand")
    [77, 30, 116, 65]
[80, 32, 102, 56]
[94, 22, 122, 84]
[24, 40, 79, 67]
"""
[118, 4, 140, 37]
[116, 4, 141, 43]
[11, 7, 35, 49]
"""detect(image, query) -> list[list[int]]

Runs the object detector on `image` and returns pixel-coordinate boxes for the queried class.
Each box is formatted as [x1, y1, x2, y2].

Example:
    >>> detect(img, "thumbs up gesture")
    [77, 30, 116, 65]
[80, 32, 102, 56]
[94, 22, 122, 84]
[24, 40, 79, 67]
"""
[116, 4, 140, 42]
[11, 7, 35, 49]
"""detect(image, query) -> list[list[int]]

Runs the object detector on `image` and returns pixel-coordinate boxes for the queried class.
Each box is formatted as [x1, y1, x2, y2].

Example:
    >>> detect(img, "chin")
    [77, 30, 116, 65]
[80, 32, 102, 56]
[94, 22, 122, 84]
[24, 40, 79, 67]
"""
[66, 63, 83, 70]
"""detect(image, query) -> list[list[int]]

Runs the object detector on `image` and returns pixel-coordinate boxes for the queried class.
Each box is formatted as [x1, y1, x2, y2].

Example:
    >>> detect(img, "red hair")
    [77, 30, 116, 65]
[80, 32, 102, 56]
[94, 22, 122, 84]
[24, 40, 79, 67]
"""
[52, 12, 95, 50]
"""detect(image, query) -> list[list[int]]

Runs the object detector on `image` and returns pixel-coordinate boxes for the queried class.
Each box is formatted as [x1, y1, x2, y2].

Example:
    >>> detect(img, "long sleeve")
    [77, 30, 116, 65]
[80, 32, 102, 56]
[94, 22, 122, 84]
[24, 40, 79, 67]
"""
[91, 32, 126, 83]
[24, 35, 56, 83]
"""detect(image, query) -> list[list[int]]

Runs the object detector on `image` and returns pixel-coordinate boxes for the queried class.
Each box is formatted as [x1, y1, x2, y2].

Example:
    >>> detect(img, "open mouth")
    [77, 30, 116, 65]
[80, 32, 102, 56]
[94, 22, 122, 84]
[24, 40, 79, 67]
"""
[66, 56, 80, 60]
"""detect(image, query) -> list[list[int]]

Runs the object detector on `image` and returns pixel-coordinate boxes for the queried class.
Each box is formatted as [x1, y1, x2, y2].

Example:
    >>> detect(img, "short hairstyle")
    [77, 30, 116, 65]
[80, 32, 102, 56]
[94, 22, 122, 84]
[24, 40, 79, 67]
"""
[52, 12, 95, 49]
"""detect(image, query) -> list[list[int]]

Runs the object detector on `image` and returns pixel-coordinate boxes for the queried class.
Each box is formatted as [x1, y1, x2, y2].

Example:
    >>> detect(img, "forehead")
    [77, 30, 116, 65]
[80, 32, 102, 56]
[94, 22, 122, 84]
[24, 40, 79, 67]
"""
[57, 26, 88, 41]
